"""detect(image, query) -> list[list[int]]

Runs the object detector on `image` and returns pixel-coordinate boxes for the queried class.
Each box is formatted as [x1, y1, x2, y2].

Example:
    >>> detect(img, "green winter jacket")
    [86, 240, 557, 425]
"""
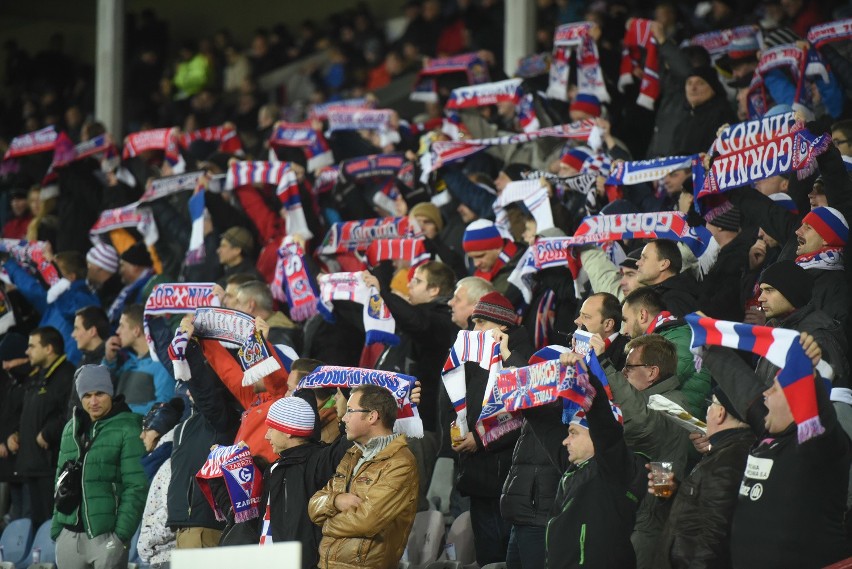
[655, 322, 712, 417]
[51, 398, 148, 542]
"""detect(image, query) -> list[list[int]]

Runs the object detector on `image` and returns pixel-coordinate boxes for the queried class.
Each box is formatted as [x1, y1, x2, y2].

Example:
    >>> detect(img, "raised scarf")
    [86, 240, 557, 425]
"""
[547, 23, 609, 103]
[179, 125, 243, 156]
[709, 111, 797, 156]
[122, 127, 183, 170]
[420, 120, 596, 179]
[196, 442, 263, 523]
[689, 25, 759, 61]
[225, 160, 312, 240]
[90, 204, 159, 247]
[411, 52, 490, 103]
[138, 171, 206, 203]
[268, 122, 333, 172]
[297, 365, 422, 437]
[445, 78, 523, 110]
[618, 18, 660, 110]
[319, 216, 415, 256]
[694, 123, 830, 199]
[184, 188, 207, 267]
[365, 238, 429, 268]
[143, 282, 219, 362]
[795, 246, 845, 271]
[49, 133, 118, 171]
[493, 180, 554, 235]
[496, 358, 595, 413]
[685, 313, 832, 442]
[807, 18, 852, 48]
[317, 271, 398, 346]
[308, 97, 373, 120]
[271, 236, 320, 322]
[0, 239, 61, 292]
[517, 92, 540, 133]
[2, 126, 58, 160]
[605, 155, 694, 186]
[747, 44, 827, 118]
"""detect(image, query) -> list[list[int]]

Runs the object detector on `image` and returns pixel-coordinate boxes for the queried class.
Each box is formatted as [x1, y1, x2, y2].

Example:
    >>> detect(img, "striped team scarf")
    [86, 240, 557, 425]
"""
[689, 25, 760, 61]
[547, 23, 610, 103]
[338, 153, 411, 213]
[365, 238, 430, 268]
[2, 126, 58, 160]
[308, 97, 373, 120]
[316, 271, 399, 346]
[122, 127, 183, 170]
[442, 329, 502, 438]
[795, 246, 845, 271]
[807, 18, 852, 48]
[523, 171, 597, 202]
[493, 180, 554, 235]
[196, 442, 263, 523]
[318, 216, 415, 256]
[564, 212, 710, 257]
[747, 44, 828, 119]
[420, 120, 596, 179]
[271, 236, 320, 322]
[179, 125, 243, 155]
[143, 282, 218, 363]
[496, 358, 595, 413]
[517, 93, 540, 133]
[694, 123, 830, 200]
[188, 307, 281, 386]
[90, 204, 159, 247]
[0, 239, 62, 301]
[411, 52, 490, 103]
[268, 121, 333, 172]
[685, 313, 834, 442]
[326, 108, 395, 134]
[49, 133, 118, 171]
[445, 78, 523, 110]
[313, 165, 340, 195]
[297, 365, 422, 437]
[709, 112, 797, 157]
[184, 188, 207, 267]
[225, 160, 312, 239]
[605, 155, 694, 186]
[618, 18, 660, 110]
[139, 171, 206, 203]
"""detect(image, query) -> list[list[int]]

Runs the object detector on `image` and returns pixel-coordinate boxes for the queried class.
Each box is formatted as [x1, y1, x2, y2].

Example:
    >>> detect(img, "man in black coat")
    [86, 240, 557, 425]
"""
[654, 387, 755, 568]
[14, 327, 75, 526]
[0, 334, 29, 520]
[699, 204, 755, 323]
[363, 261, 460, 510]
[451, 291, 534, 567]
[636, 239, 699, 318]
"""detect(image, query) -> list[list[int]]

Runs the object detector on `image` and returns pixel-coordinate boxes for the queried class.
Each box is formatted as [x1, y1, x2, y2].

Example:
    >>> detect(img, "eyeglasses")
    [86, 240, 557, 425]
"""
[623, 363, 653, 371]
[833, 138, 849, 147]
[705, 397, 720, 408]
[346, 408, 373, 415]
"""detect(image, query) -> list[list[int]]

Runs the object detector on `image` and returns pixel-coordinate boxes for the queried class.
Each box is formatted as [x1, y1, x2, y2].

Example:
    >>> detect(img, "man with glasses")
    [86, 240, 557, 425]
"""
[831, 120, 852, 157]
[309, 384, 418, 569]
[653, 387, 754, 568]
[602, 334, 692, 569]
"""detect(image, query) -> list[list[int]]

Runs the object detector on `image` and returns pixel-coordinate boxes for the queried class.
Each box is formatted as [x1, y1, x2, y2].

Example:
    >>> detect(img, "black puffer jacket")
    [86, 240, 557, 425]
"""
[655, 427, 755, 569]
[500, 403, 564, 527]
[698, 229, 754, 322]
[0, 367, 27, 481]
[261, 435, 353, 569]
[651, 271, 700, 318]
[456, 326, 534, 498]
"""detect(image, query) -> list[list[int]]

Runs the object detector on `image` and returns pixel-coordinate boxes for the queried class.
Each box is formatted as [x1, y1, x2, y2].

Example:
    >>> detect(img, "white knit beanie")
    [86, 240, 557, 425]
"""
[266, 396, 315, 437]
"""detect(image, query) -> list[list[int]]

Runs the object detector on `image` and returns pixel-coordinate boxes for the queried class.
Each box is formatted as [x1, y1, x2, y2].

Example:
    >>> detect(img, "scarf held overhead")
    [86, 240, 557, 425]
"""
[297, 365, 422, 437]
[271, 236, 320, 322]
[196, 442, 263, 523]
[317, 271, 399, 346]
[547, 22, 610, 103]
[496, 359, 595, 413]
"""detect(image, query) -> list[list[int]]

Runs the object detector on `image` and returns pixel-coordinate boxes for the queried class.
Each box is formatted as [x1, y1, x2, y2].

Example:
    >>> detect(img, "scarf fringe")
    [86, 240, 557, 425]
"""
[394, 416, 424, 439]
[366, 330, 400, 347]
[46, 277, 71, 304]
[173, 359, 191, 382]
[797, 415, 826, 443]
[241, 356, 280, 387]
[476, 414, 524, 446]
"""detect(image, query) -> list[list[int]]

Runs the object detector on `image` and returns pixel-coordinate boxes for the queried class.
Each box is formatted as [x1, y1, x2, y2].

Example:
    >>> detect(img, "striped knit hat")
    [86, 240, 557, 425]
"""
[86, 242, 119, 273]
[560, 146, 592, 172]
[266, 396, 315, 437]
[471, 291, 517, 328]
[463, 219, 504, 253]
[768, 192, 799, 215]
[802, 206, 848, 247]
[570, 94, 602, 118]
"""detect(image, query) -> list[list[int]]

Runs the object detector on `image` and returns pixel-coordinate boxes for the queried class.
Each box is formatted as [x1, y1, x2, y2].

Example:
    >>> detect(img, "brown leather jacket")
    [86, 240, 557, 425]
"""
[308, 434, 418, 569]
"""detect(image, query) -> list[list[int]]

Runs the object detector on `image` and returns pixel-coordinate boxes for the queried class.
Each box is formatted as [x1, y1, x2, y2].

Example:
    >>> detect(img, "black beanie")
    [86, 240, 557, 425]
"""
[759, 261, 813, 309]
[501, 163, 531, 182]
[712, 386, 745, 423]
[120, 242, 153, 268]
[687, 66, 725, 98]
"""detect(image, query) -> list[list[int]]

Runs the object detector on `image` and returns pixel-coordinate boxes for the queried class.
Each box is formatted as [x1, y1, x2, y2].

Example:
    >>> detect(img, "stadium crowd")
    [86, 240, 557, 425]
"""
[1, 0, 852, 567]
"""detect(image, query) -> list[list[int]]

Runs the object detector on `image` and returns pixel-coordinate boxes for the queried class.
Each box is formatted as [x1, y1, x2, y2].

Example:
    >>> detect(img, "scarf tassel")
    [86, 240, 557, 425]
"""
[241, 355, 281, 387]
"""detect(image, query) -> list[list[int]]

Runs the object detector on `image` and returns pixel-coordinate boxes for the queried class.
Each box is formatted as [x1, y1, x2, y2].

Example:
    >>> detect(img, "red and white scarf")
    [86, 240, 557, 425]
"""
[619, 18, 660, 110]
[689, 25, 759, 61]
[123, 127, 183, 171]
[2, 126, 58, 160]
[493, 180, 554, 236]
[268, 121, 333, 172]
[139, 171, 206, 203]
[179, 125, 243, 156]
[547, 22, 609, 103]
[411, 52, 491, 103]
[445, 78, 524, 110]
[319, 216, 415, 256]
[225, 161, 312, 239]
[0, 239, 62, 298]
[474, 240, 519, 283]
[196, 442, 263, 523]
[308, 97, 374, 120]
[646, 310, 679, 334]
[316, 272, 398, 346]
[90, 204, 159, 246]
[807, 18, 852, 48]
[365, 238, 429, 268]
[271, 236, 320, 322]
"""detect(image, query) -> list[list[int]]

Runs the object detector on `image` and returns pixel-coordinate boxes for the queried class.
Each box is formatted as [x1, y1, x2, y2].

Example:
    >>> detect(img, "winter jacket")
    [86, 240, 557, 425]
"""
[0, 369, 27, 482]
[137, 434, 174, 564]
[697, 230, 753, 323]
[15, 355, 75, 478]
[309, 434, 418, 569]
[655, 427, 755, 569]
[3, 260, 100, 365]
[89, 273, 123, 311]
[55, 159, 106, 254]
[702, 346, 852, 569]
[380, 294, 459, 432]
[808, 268, 850, 328]
[544, 372, 648, 569]
[672, 93, 736, 155]
[649, 271, 700, 318]
[500, 404, 564, 527]
[51, 397, 148, 542]
[646, 40, 695, 158]
[653, 320, 714, 417]
[456, 326, 534, 498]
[757, 305, 850, 389]
[261, 435, 353, 569]
[579, 246, 625, 301]
[104, 349, 175, 416]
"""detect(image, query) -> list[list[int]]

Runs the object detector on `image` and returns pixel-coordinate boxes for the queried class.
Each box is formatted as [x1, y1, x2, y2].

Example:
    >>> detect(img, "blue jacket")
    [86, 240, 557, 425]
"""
[103, 350, 175, 415]
[4, 260, 100, 365]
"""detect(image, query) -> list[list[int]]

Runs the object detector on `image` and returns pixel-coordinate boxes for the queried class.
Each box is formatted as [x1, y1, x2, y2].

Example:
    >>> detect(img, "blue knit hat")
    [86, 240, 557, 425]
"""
[463, 219, 504, 253]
